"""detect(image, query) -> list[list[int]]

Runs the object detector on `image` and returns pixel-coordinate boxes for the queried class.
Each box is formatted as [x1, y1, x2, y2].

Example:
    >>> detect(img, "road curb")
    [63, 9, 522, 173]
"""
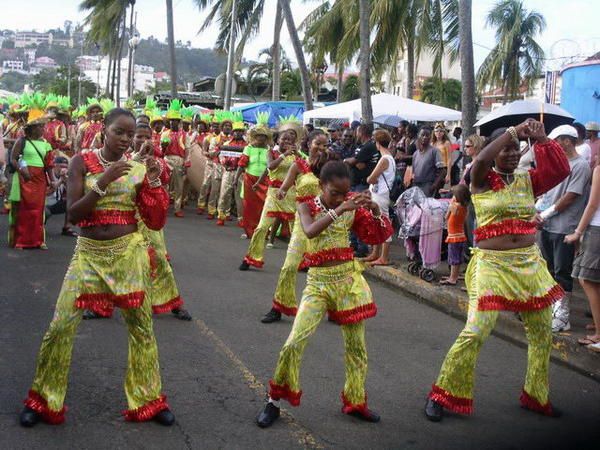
[365, 265, 600, 382]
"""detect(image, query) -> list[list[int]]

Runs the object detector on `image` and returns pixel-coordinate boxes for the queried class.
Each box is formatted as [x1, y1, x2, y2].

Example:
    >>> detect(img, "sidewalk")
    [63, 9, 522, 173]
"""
[365, 240, 600, 381]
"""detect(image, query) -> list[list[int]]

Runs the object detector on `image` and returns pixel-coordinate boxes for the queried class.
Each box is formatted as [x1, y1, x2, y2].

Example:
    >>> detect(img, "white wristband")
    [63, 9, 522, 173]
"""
[540, 204, 557, 220]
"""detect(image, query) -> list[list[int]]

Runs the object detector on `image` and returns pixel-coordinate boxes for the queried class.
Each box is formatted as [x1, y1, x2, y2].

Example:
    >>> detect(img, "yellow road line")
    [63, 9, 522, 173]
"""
[193, 318, 324, 449]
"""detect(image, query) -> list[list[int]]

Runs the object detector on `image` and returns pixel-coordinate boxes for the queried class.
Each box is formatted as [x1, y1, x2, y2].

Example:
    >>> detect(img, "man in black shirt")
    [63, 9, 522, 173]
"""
[343, 123, 379, 192]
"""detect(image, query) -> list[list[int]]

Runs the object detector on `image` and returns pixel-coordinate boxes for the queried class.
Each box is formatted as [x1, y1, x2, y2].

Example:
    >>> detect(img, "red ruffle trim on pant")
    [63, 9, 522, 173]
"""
[75, 291, 145, 317]
[123, 394, 169, 422]
[520, 389, 554, 416]
[272, 299, 298, 316]
[477, 284, 564, 312]
[340, 392, 369, 415]
[299, 247, 355, 270]
[24, 390, 67, 425]
[428, 384, 473, 415]
[244, 255, 264, 268]
[269, 380, 302, 406]
[266, 211, 295, 221]
[328, 303, 377, 325]
[152, 296, 184, 314]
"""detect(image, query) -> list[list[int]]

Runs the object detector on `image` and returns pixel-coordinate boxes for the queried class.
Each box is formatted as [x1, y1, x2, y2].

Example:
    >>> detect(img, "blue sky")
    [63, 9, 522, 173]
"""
[2, 0, 599, 71]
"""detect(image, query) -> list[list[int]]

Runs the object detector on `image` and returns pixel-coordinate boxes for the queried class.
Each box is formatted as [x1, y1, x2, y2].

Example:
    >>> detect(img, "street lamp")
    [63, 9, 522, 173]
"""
[315, 62, 328, 101]
[128, 34, 140, 97]
[96, 62, 102, 97]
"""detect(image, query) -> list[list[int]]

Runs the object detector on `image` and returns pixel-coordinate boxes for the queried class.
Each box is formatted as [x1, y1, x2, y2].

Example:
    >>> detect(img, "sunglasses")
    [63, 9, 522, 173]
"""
[464, 144, 474, 148]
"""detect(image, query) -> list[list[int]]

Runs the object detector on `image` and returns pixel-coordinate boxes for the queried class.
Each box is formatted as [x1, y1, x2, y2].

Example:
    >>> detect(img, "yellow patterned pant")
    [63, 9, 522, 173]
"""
[217, 170, 242, 220]
[165, 155, 185, 213]
[197, 160, 214, 209]
[24, 233, 167, 423]
[429, 291, 553, 414]
[269, 262, 377, 410]
[272, 213, 307, 315]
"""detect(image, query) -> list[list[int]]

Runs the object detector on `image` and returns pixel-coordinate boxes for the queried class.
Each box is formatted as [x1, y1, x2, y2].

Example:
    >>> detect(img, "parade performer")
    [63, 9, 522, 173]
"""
[235, 114, 271, 237]
[197, 118, 221, 215]
[216, 117, 247, 226]
[261, 130, 334, 323]
[75, 98, 105, 152]
[425, 120, 570, 422]
[256, 161, 393, 428]
[161, 100, 190, 218]
[239, 117, 302, 270]
[150, 110, 166, 157]
[8, 93, 55, 249]
[43, 95, 70, 155]
[19, 108, 175, 428]
[205, 113, 233, 219]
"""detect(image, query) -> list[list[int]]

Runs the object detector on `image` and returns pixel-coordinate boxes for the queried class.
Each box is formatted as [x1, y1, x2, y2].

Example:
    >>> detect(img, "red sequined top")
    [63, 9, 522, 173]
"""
[81, 121, 103, 150]
[218, 138, 247, 171]
[301, 194, 393, 268]
[43, 120, 68, 151]
[76, 151, 169, 230]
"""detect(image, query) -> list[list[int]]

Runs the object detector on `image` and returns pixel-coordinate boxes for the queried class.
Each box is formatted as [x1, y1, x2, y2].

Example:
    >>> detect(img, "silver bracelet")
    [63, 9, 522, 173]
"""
[148, 176, 162, 188]
[507, 126, 519, 145]
[327, 209, 339, 221]
[91, 181, 107, 197]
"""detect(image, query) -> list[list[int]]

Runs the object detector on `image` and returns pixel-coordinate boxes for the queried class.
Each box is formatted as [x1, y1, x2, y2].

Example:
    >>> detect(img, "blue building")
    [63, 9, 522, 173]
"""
[560, 57, 600, 124]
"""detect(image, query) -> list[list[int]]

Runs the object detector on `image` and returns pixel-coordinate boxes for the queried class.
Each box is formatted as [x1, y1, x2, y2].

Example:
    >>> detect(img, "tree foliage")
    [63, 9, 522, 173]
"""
[32, 66, 98, 102]
[420, 77, 461, 109]
[342, 75, 360, 101]
[0, 72, 31, 92]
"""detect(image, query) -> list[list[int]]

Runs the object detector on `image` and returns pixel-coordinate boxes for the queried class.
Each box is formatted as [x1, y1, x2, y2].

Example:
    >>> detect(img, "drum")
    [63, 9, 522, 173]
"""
[186, 142, 206, 191]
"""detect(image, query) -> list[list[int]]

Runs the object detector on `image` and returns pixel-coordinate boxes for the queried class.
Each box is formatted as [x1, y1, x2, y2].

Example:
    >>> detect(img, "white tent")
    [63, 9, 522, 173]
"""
[302, 93, 462, 124]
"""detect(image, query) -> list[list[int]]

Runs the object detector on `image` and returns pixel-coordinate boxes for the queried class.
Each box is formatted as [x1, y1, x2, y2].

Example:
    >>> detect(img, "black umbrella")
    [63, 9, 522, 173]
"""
[474, 100, 574, 136]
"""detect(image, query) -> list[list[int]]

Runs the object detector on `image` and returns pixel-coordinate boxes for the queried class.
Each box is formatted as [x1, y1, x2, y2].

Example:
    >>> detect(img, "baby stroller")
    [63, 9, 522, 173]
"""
[395, 187, 449, 282]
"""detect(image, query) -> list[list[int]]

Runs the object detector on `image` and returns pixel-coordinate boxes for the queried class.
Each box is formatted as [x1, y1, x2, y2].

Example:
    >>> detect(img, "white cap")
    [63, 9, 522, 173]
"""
[548, 125, 578, 140]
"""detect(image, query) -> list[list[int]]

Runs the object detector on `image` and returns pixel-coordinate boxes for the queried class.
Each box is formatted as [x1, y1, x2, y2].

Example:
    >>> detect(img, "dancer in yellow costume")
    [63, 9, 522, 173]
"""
[20, 109, 175, 428]
[425, 120, 570, 422]
[261, 129, 336, 323]
[239, 116, 302, 270]
[256, 161, 393, 428]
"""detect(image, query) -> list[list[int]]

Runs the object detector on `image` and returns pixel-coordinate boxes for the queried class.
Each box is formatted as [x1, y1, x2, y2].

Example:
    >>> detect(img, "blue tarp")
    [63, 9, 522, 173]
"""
[232, 101, 307, 127]
[561, 63, 600, 125]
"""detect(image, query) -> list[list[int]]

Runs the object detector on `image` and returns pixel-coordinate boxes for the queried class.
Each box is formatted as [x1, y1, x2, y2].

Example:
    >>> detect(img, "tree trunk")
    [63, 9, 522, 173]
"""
[105, 37, 113, 96]
[126, 1, 136, 98]
[280, 0, 313, 111]
[336, 63, 344, 103]
[406, 40, 415, 99]
[115, 12, 127, 106]
[458, 0, 476, 137]
[223, 0, 237, 110]
[110, 38, 119, 100]
[271, 0, 283, 102]
[358, 0, 372, 123]
[166, 0, 178, 98]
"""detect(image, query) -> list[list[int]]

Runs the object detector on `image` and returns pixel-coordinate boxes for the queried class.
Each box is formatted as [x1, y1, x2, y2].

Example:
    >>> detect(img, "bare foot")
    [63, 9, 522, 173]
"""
[369, 258, 391, 266]
[360, 254, 379, 263]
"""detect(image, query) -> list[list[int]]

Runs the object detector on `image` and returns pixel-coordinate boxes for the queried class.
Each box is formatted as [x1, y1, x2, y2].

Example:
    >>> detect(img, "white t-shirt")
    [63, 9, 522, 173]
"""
[369, 154, 396, 196]
[577, 143, 592, 165]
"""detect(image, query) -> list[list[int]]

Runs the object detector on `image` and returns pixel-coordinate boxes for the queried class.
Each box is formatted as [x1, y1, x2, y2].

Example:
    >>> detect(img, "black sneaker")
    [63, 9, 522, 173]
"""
[256, 402, 280, 428]
[172, 308, 192, 321]
[261, 309, 282, 324]
[19, 407, 40, 428]
[239, 261, 250, 271]
[83, 310, 103, 320]
[153, 409, 175, 426]
[424, 398, 443, 422]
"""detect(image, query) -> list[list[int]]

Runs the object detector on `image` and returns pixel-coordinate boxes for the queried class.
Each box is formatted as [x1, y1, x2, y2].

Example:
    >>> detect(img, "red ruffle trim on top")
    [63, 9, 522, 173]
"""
[474, 219, 537, 242]
[341, 392, 368, 415]
[268, 178, 283, 188]
[520, 389, 555, 416]
[272, 299, 298, 316]
[24, 390, 67, 425]
[75, 291, 145, 317]
[296, 194, 316, 203]
[243, 255, 264, 268]
[295, 157, 311, 174]
[328, 302, 377, 325]
[428, 384, 473, 415]
[300, 247, 354, 269]
[478, 284, 564, 312]
[238, 154, 249, 168]
[266, 211, 295, 221]
[486, 170, 506, 192]
[269, 380, 302, 406]
[77, 210, 137, 228]
[152, 296, 184, 314]
[137, 176, 169, 231]
[81, 151, 104, 174]
[123, 394, 169, 422]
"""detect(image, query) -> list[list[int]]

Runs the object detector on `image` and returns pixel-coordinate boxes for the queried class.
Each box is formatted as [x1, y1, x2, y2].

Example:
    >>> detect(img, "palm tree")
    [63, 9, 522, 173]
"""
[280, 69, 303, 99]
[476, 0, 545, 103]
[458, 0, 476, 136]
[280, 0, 313, 111]
[421, 77, 461, 109]
[166, 0, 178, 98]
[271, 0, 283, 101]
[358, 0, 372, 122]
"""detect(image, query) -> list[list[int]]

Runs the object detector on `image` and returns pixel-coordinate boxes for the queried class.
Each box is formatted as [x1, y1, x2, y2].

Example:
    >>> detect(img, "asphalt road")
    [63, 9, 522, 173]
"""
[1, 209, 599, 450]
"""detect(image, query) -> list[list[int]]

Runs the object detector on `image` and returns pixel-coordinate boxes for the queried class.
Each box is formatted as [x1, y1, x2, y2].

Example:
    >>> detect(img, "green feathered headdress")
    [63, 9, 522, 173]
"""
[255, 111, 270, 126]
[144, 96, 158, 116]
[20, 92, 49, 125]
[99, 98, 115, 114]
[149, 108, 164, 125]
[198, 113, 212, 125]
[124, 98, 136, 111]
[181, 106, 194, 123]
[45, 93, 59, 111]
[166, 99, 184, 120]
[277, 114, 303, 138]
[56, 96, 71, 114]
[86, 97, 102, 113]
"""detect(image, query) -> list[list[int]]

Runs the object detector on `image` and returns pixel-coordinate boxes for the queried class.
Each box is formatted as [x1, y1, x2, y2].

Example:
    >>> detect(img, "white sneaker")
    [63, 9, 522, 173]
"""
[266, 243, 274, 249]
[551, 317, 571, 333]
[240, 233, 248, 239]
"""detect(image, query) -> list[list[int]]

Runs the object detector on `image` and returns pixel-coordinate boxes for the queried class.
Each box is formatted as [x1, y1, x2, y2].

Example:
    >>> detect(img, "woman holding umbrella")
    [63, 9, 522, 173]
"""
[425, 119, 570, 421]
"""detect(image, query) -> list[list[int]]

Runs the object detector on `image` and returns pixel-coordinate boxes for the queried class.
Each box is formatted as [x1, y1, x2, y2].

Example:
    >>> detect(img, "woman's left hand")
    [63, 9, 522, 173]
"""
[145, 157, 162, 182]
